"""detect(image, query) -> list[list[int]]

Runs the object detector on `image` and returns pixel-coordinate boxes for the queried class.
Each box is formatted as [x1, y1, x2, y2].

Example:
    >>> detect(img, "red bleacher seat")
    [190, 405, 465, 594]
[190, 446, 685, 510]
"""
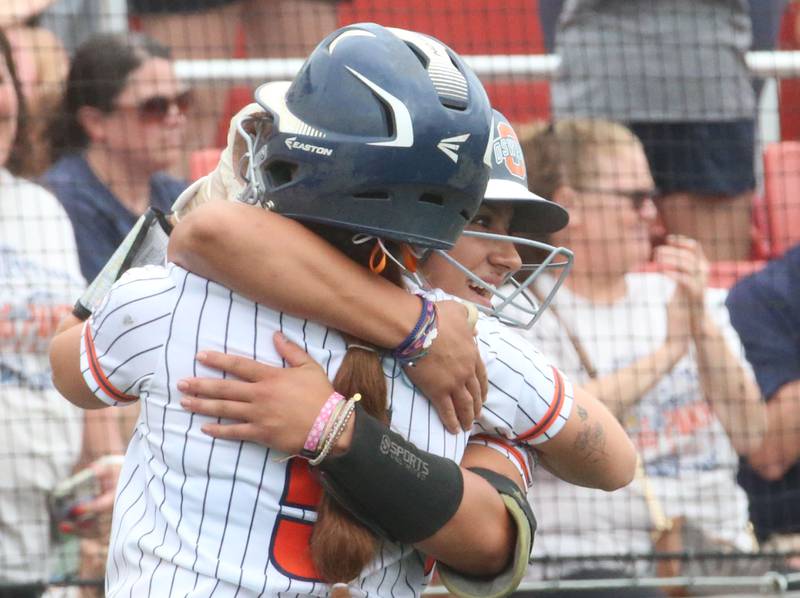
[707, 260, 766, 289]
[337, 0, 551, 124]
[189, 148, 222, 181]
[762, 141, 800, 257]
[779, 3, 800, 141]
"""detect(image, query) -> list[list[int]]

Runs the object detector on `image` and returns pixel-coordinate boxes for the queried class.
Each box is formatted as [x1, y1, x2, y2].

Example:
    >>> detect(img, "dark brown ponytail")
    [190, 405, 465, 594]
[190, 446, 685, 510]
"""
[302, 225, 402, 587]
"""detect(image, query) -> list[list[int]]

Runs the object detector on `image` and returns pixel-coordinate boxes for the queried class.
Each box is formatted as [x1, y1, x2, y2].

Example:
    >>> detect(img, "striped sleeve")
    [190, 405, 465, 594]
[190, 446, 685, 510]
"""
[79, 266, 175, 407]
[467, 434, 534, 488]
[476, 320, 574, 447]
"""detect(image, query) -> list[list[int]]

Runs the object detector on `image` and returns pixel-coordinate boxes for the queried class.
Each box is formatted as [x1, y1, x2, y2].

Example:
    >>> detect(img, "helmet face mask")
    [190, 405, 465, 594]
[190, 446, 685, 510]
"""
[234, 23, 494, 251]
[424, 231, 573, 329]
[421, 110, 574, 329]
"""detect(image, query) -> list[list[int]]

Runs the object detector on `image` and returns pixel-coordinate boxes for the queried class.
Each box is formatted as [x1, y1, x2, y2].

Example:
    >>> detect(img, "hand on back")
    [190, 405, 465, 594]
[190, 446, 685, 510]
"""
[404, 300, 487, 433]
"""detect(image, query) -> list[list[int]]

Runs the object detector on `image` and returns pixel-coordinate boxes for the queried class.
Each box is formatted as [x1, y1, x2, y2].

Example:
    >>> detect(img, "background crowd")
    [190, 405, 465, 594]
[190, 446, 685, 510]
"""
[0, 0, 798, 597]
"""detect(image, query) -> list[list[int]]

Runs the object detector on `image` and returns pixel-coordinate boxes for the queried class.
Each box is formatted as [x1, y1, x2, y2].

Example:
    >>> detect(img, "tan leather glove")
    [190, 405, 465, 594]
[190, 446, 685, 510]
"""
[172, 102, 268, 219]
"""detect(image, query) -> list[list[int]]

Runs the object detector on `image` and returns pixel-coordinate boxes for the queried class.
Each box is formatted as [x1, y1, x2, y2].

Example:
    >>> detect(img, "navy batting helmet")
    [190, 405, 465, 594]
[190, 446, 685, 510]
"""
[239, 23, 493, 250]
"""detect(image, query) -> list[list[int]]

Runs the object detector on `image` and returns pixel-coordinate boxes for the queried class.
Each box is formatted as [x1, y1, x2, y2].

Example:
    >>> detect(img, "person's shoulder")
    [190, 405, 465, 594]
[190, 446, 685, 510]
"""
[476, 316, 555, 372]
[93, 265, 176, 321]
[40, 155, 98, 205]
[2, 168, 67, 213]
[41, 154, 89, 184]
[728, 251, 797, 308]
[114, 264, 175, 291]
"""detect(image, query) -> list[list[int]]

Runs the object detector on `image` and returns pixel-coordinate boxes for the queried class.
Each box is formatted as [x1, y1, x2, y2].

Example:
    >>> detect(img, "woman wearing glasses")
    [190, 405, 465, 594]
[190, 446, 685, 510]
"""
[42, 32, 189, 282]
[510, 118, 766, 594]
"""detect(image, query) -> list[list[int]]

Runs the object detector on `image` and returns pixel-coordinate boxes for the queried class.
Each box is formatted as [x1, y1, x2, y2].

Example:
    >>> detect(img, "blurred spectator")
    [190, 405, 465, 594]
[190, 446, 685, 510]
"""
[42, 32, 187, 282]
[129, 0, 338, 150]
[0, 24, 84, 596]
[552, 0, 756, 261]
[512, 119, 766, 593]
[727, 243, 800, 571]
[6, 26, 68, 176]
[39, 0, 107, 55]
[750, 0, 789, 52]
[0, 0, 70, 177]
[0, 1, 57, 27]
[537, 0, 564, 52]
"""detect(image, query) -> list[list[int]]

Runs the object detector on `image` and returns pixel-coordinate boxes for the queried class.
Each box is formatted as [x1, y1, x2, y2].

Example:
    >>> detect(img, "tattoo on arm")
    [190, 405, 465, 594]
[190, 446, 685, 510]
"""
[573, 409, 607, 464]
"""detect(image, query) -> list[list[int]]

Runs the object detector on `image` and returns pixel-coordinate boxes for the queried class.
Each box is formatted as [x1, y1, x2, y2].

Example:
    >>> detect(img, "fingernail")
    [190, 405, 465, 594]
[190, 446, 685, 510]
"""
[275, 332, 285, 341]
[180, 398, 190, 408]
[59, 522, 74, 534]
[69, 504, 87, 518]
[196, 352, 207, 361]
[177, 380, 188, 391]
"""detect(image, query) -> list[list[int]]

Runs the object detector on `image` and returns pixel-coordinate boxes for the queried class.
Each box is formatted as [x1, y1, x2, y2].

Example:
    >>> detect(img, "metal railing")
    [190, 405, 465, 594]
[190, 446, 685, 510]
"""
[173, 50, 800, 82]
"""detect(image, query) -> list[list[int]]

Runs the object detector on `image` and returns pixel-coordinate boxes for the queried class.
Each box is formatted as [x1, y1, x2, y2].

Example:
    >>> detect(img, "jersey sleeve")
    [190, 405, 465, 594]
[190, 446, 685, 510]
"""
[80, 265, 176, 406]
[467, 434, 535, 488]
[475, 319, 574, 447]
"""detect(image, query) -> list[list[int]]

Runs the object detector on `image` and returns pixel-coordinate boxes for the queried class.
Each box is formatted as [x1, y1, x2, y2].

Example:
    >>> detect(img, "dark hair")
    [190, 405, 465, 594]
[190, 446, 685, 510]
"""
[0, 28, 32, 175]
[48, 32, 170, 162]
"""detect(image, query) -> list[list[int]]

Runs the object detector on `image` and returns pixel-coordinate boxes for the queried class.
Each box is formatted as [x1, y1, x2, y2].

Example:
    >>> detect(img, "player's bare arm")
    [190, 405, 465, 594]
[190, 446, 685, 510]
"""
[50, 320, 108, 409]
[532, 385, 636, 491]
[169, 200, 486, 432]
[746, 379, 800, 480]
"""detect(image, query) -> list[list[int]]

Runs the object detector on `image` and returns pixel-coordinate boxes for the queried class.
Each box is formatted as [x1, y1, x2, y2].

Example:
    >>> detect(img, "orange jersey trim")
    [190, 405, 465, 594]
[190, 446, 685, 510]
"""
[83, 323, 138, 403]
[470, 434, 531, 485]
[515, 366, 564, 443]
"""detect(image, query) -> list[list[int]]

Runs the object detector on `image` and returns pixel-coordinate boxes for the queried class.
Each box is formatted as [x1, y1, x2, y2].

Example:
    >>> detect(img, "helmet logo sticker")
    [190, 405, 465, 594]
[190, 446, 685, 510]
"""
[493, 122, 526, 179]
[328, 28, 376, 54]
[437, 133, 471, 163]
[284, 136, 333, 156]
[345, 66, 414, 148]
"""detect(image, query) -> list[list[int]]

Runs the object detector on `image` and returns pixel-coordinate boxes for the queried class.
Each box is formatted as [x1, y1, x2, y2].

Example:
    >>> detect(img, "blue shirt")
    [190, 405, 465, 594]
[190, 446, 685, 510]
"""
[41, 154, 186, 281]
[726, 244, 800, 540]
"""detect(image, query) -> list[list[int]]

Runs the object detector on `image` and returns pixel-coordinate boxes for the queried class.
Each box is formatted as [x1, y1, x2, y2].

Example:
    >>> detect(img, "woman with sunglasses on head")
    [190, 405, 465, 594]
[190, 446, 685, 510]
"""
[42, 32, 189, 283]
[504, 118, 766, 594]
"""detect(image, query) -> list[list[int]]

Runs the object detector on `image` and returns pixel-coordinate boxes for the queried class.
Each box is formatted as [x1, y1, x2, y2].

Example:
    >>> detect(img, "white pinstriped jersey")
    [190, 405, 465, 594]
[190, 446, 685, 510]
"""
[80, 264, 572, 598]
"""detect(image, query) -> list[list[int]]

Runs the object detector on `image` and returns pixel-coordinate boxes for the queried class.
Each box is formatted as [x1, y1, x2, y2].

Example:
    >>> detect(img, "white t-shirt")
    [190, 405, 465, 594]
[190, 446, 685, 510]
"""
[512, 272, 755, 579]
[0, 168, 86, 583]
[81, 264, 573, 598]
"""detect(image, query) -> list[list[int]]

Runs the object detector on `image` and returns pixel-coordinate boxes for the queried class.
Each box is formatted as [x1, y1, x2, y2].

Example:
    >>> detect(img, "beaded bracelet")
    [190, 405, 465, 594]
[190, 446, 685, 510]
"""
[309, 393, 362, 466]
[393, 297, 438, 365]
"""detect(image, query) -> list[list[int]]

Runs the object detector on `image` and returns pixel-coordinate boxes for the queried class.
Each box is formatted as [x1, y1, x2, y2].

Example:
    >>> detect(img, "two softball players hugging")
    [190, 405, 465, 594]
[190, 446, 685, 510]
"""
[50, 23, 635, 598]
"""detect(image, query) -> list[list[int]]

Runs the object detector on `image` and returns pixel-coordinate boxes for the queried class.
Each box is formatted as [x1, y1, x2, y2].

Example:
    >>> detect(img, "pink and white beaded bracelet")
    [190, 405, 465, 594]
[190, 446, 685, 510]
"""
[303, 391, 345, 454]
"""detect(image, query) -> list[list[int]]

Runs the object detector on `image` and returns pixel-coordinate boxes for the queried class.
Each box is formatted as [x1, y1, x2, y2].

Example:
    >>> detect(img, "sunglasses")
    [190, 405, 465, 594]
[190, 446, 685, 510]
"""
[573, 186, 658, 212]
[115, 90, 193, 123]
